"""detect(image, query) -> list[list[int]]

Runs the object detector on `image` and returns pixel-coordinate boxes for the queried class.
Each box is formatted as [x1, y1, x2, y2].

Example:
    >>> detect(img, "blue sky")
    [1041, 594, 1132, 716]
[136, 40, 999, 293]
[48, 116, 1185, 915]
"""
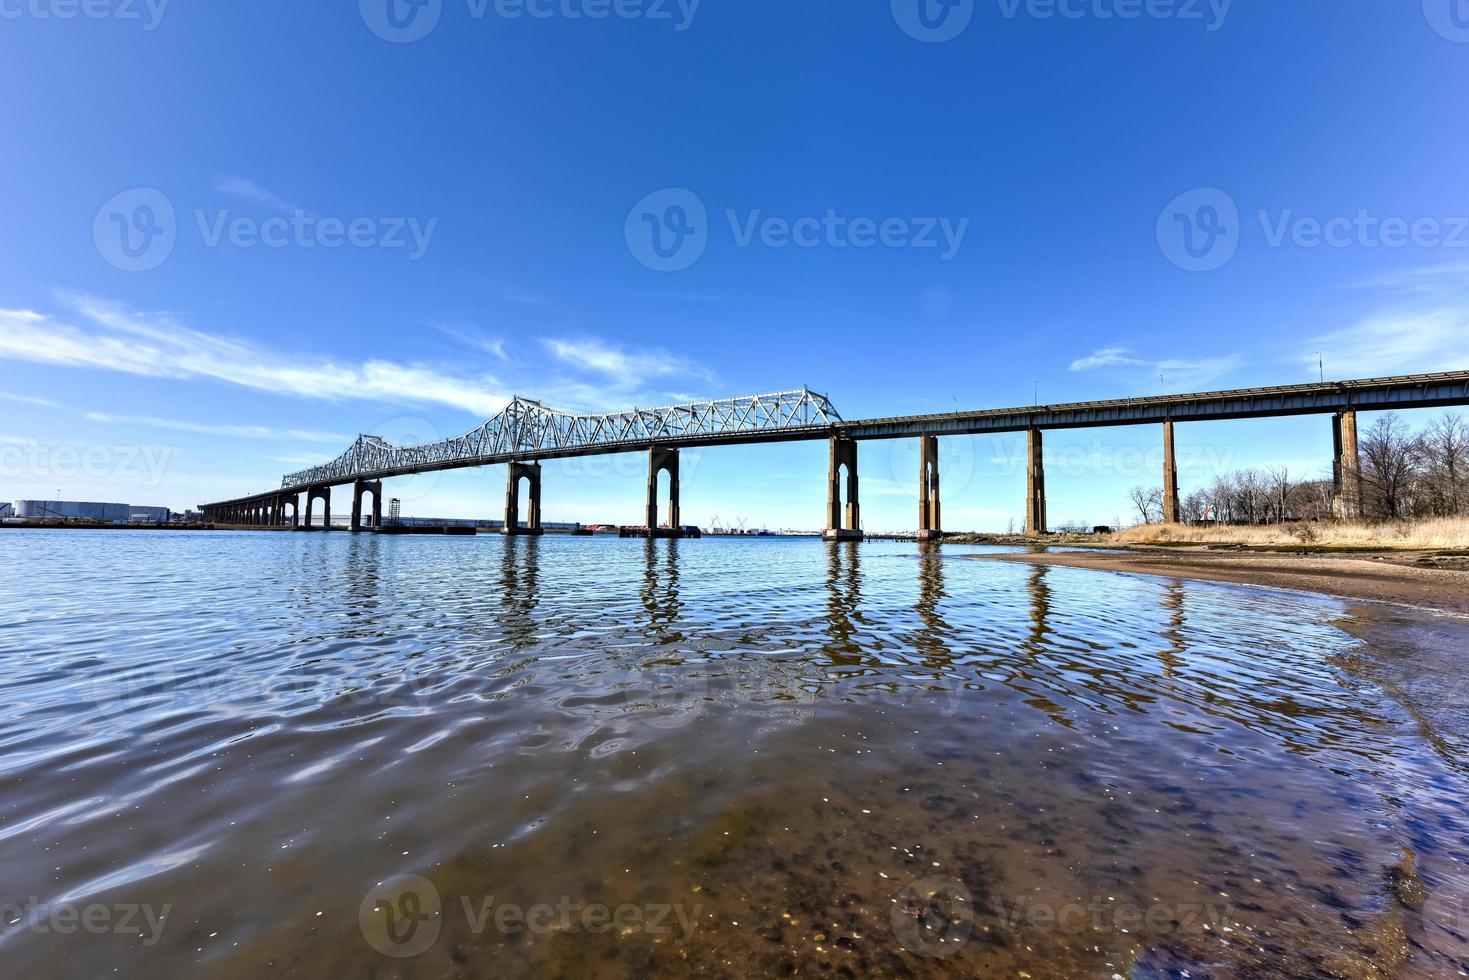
[1, 1, 1467, 530]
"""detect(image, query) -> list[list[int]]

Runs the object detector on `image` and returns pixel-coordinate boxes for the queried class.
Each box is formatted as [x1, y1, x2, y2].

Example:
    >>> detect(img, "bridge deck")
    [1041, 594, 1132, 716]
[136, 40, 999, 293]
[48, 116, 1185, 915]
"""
[203, 370, 1469, 508]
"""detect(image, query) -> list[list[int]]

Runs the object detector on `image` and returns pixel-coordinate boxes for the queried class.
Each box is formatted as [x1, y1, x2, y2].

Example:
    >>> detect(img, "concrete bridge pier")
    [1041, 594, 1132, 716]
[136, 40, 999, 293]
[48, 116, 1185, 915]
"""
[1333, 410, 1362, 520]
[917, 434, 942, 540]
[504, 462, 544, 535]
[282, 495, 298, 527]
[351, 480, 383, 532]
[1162, 419, 1181, 524]
[824, 436, 863, 541]
[305, 487, 330, 530]
[1025, 427, 1047, 535]
[646, 448, 681, 537]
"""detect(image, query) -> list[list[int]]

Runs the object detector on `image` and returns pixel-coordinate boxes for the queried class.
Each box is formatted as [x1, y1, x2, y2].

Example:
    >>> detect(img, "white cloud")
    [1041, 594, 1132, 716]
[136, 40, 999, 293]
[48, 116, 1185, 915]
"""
[82, 412, 345, 443]
[0, 390, 63, 408]
[1069, 345, 1243, 390]
[544, 337, 713, 387]
[436, 326, 507, 361]
[0, 297, 511, 417]
[1303, 266, 1469, 377]
[1069, 347, 1141, 371]
[216, 175, 296, 212]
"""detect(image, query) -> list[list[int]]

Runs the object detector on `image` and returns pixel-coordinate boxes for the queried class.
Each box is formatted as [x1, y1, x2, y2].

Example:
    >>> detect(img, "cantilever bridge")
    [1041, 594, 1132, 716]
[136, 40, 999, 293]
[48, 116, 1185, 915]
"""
[202, 370, 1469, 539]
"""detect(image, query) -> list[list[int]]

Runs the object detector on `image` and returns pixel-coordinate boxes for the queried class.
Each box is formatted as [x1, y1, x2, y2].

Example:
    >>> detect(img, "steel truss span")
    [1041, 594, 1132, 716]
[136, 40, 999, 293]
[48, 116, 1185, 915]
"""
[279, 389, 843, 492]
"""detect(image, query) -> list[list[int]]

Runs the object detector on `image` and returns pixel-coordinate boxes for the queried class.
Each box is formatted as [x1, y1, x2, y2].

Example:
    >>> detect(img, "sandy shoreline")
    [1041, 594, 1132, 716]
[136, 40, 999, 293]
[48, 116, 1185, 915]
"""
[974, 546, 1469, 770]
[978, 546, 1469, 617]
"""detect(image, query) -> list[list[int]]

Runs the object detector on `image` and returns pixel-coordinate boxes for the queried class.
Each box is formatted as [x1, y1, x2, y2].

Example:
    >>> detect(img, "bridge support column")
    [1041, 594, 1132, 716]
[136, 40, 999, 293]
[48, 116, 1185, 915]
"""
[646, 448, 681, 537]
[504, 462, 543, 535]
[824, 436, 863, 541]
[351, 480, 382, 532]
[1333, 410, 1362, 520]
[306, 487, 330, 530]
[918, 434, 941, 540]
[284, 495, 298, 527]
[1025, 428, 1047, 536]
[1162, 419, 1181, 524]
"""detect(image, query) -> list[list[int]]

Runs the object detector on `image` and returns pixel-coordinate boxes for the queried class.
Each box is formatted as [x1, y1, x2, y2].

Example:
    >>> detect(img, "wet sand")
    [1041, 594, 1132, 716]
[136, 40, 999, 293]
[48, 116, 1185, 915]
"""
[979, 547, 1469, 617]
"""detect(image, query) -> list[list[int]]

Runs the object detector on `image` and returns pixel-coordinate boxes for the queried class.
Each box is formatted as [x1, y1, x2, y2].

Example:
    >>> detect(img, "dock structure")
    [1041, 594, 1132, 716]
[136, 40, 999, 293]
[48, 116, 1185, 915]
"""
[201, 372, 1469, 537]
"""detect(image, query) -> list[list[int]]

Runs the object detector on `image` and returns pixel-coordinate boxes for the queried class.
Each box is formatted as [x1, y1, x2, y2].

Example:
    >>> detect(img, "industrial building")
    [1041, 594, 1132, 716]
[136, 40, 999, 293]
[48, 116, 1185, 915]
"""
[12, 500, 171, 523]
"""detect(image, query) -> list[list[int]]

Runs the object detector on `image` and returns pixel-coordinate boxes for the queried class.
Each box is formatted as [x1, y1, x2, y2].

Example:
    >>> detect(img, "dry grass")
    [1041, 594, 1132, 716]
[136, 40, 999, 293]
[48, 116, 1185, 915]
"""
[1104, 518, 1469, 551]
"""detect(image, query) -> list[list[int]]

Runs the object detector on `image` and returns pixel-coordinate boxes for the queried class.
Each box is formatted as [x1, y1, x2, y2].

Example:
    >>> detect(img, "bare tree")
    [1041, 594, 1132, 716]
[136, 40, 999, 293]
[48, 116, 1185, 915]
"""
[1181, 489, 1212, 523]
[1359, 414, 1422, 519]
[1422, 413, 1468, 516]
[1265, 466, 1296, 524]
[1128, 485, 1164, 525]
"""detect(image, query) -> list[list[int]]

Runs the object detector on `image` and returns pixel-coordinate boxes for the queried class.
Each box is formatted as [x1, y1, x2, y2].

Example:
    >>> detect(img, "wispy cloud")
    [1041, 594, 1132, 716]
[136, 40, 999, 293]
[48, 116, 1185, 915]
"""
[0, 390, 63, 408]
[1069, 347, 1138, 371]
[216, 175, 297, 212]
[436, 326, 507, 361]
[1304, 263, 1469, 377]
[1069, 346, 1243, 390]
[0, 297, 511, 417]
[1303, 308, 1469, 378]
[544, 337, 713, 387]
[82, 412, 345, 443]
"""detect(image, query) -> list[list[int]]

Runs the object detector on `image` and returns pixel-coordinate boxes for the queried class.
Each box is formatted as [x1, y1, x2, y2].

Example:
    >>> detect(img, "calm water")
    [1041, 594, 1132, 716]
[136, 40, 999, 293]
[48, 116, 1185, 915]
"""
[2, 530, 1467, 978]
